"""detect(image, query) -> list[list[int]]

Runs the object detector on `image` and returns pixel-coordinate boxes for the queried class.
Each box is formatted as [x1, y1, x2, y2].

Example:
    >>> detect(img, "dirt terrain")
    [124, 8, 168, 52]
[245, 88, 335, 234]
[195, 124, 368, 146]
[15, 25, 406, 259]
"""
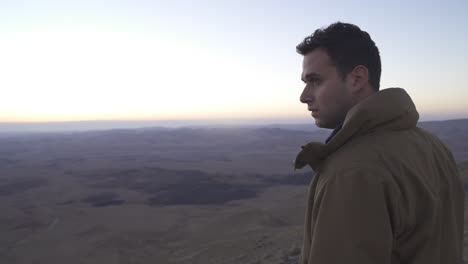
[0, 120, 467, 263]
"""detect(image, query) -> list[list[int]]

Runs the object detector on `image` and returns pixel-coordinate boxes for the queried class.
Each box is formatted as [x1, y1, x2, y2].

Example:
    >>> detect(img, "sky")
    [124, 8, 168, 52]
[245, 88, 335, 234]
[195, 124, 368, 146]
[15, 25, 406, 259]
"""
[0, 0, 467, 123]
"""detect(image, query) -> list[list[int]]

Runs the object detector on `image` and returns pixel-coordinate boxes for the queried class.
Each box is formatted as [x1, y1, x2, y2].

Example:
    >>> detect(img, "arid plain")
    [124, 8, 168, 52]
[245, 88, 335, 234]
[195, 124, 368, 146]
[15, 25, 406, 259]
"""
[0, 120, 467, 264]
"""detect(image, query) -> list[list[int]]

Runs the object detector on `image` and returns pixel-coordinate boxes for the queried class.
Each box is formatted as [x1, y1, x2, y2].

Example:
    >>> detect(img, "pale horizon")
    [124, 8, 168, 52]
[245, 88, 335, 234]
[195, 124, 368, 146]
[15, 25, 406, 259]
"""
[1, 115, 467, 134]
[1, 1, 467, 122]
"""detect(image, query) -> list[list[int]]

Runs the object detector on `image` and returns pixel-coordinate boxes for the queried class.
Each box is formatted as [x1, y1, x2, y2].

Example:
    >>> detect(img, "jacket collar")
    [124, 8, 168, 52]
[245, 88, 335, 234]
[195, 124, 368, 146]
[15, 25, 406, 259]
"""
[294, 88, 419, 171]
[325, 123, 343, 144]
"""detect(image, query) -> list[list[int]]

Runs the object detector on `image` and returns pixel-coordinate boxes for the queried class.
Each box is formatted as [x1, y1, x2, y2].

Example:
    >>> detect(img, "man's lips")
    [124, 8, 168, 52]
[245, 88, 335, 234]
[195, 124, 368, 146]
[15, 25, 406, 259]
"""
[309, 109, 319, 117]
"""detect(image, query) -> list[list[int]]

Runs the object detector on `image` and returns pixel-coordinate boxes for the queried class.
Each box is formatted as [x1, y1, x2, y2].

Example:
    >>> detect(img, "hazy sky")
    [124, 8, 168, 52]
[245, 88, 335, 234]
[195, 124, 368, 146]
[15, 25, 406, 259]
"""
[0, 0, 467, 122]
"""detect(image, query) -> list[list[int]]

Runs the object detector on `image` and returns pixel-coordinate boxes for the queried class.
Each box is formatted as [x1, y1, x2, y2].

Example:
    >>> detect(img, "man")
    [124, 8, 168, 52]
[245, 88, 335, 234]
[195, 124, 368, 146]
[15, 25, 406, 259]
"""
[294, 22, 464, 264]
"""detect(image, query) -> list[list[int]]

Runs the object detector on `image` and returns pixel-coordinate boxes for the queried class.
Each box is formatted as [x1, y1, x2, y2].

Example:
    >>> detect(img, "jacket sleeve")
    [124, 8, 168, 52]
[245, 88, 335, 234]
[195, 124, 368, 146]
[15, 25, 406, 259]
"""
[305, 166, 399, 264]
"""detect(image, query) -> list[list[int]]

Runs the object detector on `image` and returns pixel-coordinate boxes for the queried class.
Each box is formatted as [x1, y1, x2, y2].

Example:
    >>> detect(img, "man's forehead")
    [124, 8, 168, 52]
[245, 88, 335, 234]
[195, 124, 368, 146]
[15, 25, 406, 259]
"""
[303, 49, 332, 68]
[301, 49, 333, 77]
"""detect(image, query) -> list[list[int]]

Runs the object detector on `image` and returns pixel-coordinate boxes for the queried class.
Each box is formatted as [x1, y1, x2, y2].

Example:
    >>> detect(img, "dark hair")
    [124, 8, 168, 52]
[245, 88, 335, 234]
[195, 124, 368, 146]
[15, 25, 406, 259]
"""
[296, 22, 381, 91]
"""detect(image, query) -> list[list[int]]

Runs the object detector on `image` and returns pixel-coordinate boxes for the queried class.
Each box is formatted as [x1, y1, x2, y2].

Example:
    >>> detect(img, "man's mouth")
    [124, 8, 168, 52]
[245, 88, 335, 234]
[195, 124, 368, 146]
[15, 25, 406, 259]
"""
[309, 109, 319, 117]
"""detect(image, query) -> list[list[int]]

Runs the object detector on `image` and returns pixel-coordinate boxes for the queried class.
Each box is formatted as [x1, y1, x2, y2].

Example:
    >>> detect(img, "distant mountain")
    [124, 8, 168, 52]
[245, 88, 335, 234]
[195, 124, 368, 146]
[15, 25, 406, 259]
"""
[0, 120, 466, 177]
[418, 119, 468, 138]
[266, 119, 468, 133]
[0, 120, 182, 133]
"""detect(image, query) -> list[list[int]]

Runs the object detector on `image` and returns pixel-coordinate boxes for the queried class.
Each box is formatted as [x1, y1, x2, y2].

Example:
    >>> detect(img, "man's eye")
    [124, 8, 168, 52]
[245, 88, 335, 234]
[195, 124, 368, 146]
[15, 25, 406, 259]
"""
[310, 79, 321, 85]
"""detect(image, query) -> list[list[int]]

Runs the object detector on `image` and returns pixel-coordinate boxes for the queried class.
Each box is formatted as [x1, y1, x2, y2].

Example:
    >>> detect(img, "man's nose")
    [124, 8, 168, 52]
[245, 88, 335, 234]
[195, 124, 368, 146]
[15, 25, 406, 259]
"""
[300, 86, 313, 104]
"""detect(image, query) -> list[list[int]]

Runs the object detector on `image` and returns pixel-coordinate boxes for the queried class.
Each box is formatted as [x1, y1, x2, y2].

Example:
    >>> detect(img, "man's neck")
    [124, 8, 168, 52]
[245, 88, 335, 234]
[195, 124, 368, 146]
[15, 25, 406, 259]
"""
[325, 123, 343, 143]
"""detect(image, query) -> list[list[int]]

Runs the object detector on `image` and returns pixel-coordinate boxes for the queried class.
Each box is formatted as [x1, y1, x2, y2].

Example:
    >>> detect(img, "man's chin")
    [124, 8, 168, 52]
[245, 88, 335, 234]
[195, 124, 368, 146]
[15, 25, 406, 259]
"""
[314, 118, 324, 128]
[314, 118, 335, 129]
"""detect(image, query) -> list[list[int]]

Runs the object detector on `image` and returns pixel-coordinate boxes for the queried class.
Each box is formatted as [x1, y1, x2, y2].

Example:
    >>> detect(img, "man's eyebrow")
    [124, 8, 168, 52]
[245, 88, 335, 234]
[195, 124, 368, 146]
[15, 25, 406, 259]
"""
[302, 72, 321, 83]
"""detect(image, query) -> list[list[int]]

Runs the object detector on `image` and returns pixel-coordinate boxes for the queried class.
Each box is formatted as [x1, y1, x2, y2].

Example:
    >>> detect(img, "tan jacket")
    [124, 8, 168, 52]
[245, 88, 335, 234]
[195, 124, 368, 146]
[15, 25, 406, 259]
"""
[295, 88, 464, 264]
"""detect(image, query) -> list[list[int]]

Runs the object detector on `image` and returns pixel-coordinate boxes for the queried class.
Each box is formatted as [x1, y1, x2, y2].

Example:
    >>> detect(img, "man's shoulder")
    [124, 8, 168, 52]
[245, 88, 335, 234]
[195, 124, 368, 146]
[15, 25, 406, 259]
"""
[318, 126, 458, 187]
[323, 130, 396, 169]
[319, 127, 436, 175]
[331, 126, 451, 162]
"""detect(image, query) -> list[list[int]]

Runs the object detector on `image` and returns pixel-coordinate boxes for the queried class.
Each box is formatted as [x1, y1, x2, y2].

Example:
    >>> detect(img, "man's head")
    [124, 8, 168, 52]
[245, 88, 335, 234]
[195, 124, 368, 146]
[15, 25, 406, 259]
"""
[297, 22, 381, 129]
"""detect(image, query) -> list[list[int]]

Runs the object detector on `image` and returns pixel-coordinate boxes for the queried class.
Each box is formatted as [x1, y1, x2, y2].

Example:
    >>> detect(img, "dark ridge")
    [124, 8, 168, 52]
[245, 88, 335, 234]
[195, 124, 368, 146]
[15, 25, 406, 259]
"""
[72, 167, 316, 206]
[73, 167, 262, 206]
[81, 192, 125, 207]
[0, 178, 48, 196]
[147, 183, 257, 206]
[92, 200, 125, 207]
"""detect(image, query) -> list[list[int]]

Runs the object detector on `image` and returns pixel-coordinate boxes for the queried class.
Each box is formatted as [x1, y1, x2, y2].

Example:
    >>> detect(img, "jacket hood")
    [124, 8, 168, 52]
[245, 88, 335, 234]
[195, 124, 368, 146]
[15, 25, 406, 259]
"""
[294, 88, 419, 171]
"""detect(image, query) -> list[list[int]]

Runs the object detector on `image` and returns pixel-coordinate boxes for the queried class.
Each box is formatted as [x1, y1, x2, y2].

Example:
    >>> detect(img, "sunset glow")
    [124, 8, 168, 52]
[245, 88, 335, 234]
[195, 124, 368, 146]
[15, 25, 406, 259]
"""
[0, 1, 467, 123]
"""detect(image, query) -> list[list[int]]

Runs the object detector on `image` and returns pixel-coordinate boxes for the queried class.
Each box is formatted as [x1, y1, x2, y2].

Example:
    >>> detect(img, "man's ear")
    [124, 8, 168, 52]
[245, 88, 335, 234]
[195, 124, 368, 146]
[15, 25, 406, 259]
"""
[347, 65, 369, 94]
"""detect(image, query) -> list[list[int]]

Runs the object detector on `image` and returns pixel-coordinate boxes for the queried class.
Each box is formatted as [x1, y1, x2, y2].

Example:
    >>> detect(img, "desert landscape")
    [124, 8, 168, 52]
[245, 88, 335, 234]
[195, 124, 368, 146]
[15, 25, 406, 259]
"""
[0, 119, 467, 264]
